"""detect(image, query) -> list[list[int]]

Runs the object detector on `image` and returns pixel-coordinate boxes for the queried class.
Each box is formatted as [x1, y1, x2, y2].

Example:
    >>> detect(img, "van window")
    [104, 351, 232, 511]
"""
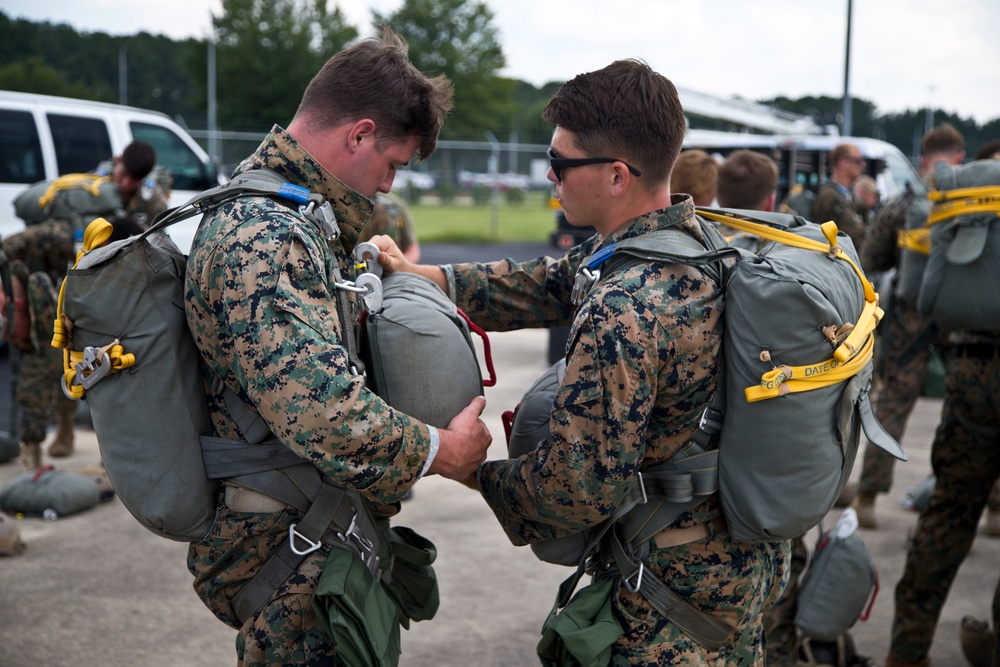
[47, 114, 113, 174]
[130, 122, 213, 191]
[0, 109, 45, 183]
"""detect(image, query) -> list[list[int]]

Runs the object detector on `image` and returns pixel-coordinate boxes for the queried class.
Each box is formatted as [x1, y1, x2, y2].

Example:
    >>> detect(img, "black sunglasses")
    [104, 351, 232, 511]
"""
[546, 147, 642, 182]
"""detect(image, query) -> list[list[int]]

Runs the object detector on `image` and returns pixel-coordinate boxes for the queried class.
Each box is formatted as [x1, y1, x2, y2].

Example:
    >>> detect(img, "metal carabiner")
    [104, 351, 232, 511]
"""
[76, 346, 113, 390]
[353, 241, 383, 278]
[355, 273, 383, 314]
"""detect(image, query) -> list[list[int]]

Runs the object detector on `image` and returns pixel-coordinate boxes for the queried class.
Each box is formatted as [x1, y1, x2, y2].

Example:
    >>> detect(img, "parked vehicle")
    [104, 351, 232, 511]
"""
[0, 91, 222, 253]
[549, 131, 923, 250]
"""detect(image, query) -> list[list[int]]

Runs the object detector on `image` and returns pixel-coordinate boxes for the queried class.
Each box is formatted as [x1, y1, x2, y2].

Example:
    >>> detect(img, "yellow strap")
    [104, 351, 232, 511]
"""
[52, 217, 120, 398]
[927, 195, 1000, 227]
[897, 228, 930, 255]
[38, 174, 110, 209]
[745, 332, 875, 402]
[697, 209, 880, 364]
[927, 185, 1000, 203]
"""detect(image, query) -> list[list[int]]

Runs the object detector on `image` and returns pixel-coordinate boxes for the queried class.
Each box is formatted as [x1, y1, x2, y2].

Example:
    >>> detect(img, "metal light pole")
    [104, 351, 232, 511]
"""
[118, 47, 128, 105]
[841, 0, 853, 136]
[208, 36, 220, 170]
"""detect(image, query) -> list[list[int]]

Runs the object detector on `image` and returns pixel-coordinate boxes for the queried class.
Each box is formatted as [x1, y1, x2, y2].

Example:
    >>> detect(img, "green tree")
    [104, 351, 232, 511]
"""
[374, 0, 512, 140]
[194, 0, 358, 129]
[0, 57, 95, 99]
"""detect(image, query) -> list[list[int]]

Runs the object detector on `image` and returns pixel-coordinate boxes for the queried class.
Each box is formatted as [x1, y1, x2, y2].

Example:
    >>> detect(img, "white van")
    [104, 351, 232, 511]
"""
[0, 91, 222, 253]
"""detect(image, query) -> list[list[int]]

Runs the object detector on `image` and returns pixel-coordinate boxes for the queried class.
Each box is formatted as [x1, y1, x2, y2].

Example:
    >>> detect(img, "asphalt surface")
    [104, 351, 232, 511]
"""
[0, 242, 997, 666]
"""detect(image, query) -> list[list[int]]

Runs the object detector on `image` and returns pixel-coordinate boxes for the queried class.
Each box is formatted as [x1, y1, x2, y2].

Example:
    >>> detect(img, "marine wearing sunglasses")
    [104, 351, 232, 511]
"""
[546, 147, 642, 182]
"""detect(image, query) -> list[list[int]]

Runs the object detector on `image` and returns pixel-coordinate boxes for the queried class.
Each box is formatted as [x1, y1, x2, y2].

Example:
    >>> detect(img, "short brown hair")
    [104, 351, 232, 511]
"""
[828, 143, 860, 169]
[921, 124, 965, 156]
[542, 59, 685, 185]
[295, 27, 454, 161]
[975, 138, 1000, 161]
[121, 141, 157, 180]
[716, 150, 779, 209]
[670, 150, 718, 205]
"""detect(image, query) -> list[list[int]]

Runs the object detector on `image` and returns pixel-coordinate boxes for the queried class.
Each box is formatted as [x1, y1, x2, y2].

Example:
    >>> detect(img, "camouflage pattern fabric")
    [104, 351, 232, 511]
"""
[889, 346, 1000, 664]
[357, 191, 417, 255]
[12, 266, 62, 444]
[3, 221, 77, 445]
[858, 188, 937, 496]
[459, 195, 788, 662]
[763, 535, 809, 666]
[184, 126, 433, 664]
[812, 181, 868, 254]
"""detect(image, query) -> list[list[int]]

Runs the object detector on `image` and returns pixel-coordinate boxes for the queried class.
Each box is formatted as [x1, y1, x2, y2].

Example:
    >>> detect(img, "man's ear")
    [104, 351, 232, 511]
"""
[346, 119, 377, 154]
[609, 162, 632, 198]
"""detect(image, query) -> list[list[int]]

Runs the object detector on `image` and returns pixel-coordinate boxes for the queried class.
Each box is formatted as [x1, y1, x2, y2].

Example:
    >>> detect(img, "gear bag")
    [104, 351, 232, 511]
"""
[359, 267, 495, 429]
[917, 159, 1000, 331]
[13, 174, 124, 228]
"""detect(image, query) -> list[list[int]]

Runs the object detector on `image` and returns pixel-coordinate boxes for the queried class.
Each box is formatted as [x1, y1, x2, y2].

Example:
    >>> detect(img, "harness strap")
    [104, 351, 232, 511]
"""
[606, 525, 732, 651]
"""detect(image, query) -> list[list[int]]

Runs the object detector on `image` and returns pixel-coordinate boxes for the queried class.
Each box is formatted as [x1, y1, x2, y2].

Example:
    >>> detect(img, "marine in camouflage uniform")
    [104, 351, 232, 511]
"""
[2, 219, 77, 468]
[184, 128, 439, 666]
[453, 194, 788, 664]
[854, 188, 935, 502]
[812, 180, 868, 253]
[357, 191, 419, 261]
[886, 330, 1000, 667]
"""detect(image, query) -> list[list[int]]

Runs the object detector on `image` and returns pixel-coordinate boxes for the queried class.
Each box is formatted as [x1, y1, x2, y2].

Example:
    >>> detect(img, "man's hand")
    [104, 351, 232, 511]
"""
[370, 234, 447, 291]
[429, 396, 492, 482]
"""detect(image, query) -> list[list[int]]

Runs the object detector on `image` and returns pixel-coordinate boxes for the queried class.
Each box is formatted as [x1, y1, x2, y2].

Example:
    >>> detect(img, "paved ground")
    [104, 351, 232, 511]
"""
[0, 241, 997, 666]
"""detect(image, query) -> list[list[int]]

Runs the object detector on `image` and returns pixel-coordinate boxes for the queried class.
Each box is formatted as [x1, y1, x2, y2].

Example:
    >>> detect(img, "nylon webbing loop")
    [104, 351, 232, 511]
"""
[745, 332, 875, 402]
[607, 526, 732, 651]
[926, 186, 1000, 226]
[897, 228, 931, 255]
[38, 174, 110, 209]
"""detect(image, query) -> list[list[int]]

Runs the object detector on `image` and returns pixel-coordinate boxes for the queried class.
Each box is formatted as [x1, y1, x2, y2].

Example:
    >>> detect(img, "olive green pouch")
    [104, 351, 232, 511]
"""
[383, 526, 440, 626]
[312, 546, 401, 667]
[537, 575, 624, 667]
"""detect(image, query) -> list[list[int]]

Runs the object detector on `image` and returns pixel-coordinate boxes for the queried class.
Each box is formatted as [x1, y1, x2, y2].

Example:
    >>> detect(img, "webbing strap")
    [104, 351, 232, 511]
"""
[897, 228, 930, 255]
[745, 332, 875, 402]
[231, 478, 368, 625]
[608, 528, 732, 651]
[926, 192, 1000, 226]
[38, 174, 109, 209]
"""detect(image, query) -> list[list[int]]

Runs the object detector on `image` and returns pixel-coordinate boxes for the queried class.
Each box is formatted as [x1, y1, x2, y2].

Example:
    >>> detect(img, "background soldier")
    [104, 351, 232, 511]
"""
[813, 142, 869, 251]
[853, 125, 965, 528]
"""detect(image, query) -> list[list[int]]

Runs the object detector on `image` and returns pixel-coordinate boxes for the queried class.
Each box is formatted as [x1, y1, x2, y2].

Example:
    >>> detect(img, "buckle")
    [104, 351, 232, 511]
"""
[636, 472, 648, 505]
[75, 346, 113, 390]
[624, 561, 644, 593]
[353, 242, 384, 278]
[336, 511, 380, 573]
[354, 273, 384, 313]
[698, 407, 724, 434]
[288, 523, 323, 556]
[571, 266, 600, 306]
[301, 200, 339, 241]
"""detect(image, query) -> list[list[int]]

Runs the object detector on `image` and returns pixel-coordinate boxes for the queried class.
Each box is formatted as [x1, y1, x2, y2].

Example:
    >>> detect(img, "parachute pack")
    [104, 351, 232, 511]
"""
[916, 159, 1000, 331]
[53, 170, 487, 625]
[506, 208, 905, 554]
[13, 174, 124, 229]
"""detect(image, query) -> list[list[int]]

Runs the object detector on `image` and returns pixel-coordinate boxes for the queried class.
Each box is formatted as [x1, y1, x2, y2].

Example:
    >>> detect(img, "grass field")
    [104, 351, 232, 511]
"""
[406, 190, 558, 243]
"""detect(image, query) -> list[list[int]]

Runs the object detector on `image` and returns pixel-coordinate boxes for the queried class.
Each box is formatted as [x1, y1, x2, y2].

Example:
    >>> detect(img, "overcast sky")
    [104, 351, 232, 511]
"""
[5, 0, 1000, 124]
